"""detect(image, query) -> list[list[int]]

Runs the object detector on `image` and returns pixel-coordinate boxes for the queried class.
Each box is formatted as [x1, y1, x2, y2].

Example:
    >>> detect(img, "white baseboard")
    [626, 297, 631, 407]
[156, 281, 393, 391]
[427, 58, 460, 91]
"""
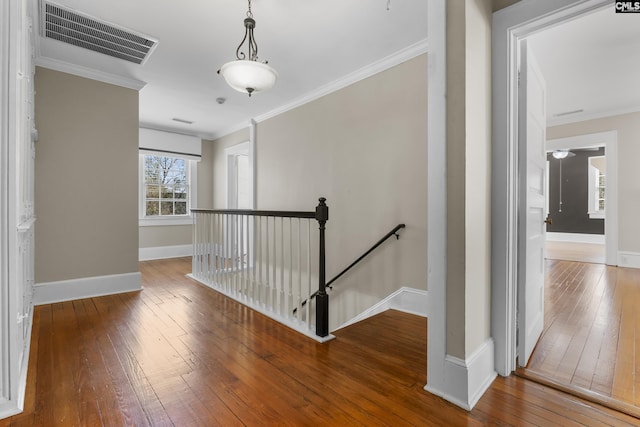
[424, 338, 497, 411]
[33, 272, 142, 305]
[546, 232, 604, 244]
[618, 251, 640, 269]
[139, 244, 192, 261]
[187, 274, 335, 343]
[334, 287, 428, 331]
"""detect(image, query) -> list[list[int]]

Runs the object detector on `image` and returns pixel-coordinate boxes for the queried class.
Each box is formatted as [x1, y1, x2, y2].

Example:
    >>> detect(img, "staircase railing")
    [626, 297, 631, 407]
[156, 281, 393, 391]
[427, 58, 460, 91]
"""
[294, 223, 406, 314]
[190, 198, 332, 341]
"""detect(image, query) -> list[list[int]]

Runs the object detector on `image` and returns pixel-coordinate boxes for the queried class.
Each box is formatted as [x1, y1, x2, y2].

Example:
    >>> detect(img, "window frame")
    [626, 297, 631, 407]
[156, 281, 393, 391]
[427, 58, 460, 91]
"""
[139, 153, 198, 226]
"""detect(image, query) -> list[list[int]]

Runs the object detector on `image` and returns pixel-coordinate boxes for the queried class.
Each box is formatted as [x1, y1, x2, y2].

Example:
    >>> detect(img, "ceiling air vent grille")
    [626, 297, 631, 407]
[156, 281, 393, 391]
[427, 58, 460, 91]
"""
[40, 1, 158, 65]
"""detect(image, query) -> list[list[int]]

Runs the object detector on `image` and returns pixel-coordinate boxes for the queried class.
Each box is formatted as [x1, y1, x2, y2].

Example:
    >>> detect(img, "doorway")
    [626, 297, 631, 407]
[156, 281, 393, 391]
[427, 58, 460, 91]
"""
[225, 141, 252, 209]
[543, 131, 618, 265]
[493, 0, 639, 414]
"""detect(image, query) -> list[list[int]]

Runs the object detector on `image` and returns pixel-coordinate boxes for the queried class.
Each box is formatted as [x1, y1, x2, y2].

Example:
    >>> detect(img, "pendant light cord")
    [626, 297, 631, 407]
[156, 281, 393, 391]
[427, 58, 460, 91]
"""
[558, 159, 563, 213]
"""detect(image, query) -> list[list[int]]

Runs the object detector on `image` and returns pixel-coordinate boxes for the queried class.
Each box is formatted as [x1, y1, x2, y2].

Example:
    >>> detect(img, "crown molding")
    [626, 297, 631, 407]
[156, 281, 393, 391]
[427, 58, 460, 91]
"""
[207, 120, 252, 142]
[35, 55, 146, 90]
[254, 39, 429, 125]
[210, 39, 429, 141]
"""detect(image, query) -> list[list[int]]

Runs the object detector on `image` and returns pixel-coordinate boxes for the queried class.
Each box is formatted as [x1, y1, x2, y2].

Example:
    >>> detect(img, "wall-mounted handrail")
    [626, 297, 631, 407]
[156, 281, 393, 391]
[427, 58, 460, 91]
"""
[294, 223, 406, 314]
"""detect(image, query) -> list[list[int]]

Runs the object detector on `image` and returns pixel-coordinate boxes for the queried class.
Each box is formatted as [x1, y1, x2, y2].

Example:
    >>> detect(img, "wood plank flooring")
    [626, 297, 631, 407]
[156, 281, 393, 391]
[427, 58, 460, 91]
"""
[3, 257, 639, 426]
[526, 259, 640, 410]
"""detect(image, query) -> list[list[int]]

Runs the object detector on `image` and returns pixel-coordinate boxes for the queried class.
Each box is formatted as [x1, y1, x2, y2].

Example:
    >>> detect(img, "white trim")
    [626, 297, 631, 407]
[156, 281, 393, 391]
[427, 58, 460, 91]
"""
[208, 121, 250, 143]
[188, 274, 335, 343]
[9, 312, 34, 419]
[425, 339, 497, 411]
[0, 316, 32, 419]
[210, 40, 428, 141]
[249, 120, 257, 209]
[618, 252, 640, 269]
[333, 287, 428, 331]
[35, 56, 146, 90]
[138, 154, 198, 225]
[546, 232, 604, 244]
[225, 141, 250, 209]
[139, 244, 192, 261]
[547, 131, 618, 265]
[492, 0, 611, 377]
[33, 272, 142, 305]
[139, 217, 192, 227]
[254, 40, 428, 125]
[426, 0, 448, 405]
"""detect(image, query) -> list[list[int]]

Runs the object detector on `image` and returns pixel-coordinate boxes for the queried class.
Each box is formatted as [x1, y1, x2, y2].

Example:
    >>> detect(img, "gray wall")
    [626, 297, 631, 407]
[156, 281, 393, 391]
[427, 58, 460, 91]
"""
[546, 148, 605, 235]
[34, 67, 139, 283]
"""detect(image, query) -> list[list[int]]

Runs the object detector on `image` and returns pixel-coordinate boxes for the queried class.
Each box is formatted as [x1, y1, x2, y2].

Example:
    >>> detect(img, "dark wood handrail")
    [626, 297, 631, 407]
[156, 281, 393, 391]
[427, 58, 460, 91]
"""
[191, 208, 316, 219]
[294, 223, 406, 314]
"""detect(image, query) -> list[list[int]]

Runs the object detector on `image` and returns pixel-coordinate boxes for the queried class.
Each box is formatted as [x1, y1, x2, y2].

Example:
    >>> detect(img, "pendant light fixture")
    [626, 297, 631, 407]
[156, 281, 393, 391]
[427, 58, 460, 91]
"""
[218, 0, 278, 97]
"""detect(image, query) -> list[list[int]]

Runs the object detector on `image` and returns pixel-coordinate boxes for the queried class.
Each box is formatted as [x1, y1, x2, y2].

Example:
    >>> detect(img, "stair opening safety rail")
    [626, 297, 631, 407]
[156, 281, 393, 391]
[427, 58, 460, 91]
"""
[190, 198, 331, 341]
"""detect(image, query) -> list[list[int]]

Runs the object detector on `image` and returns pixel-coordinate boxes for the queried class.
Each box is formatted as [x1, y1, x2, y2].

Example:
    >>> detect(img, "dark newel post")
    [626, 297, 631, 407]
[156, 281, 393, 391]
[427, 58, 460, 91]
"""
[315, 197, 329, 337]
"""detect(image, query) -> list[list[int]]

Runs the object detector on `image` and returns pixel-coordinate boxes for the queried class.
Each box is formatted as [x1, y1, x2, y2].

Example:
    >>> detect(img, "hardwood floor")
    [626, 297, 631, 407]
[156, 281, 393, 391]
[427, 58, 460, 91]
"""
[2, 257, 638, 426]
[525, 259, 640, 411]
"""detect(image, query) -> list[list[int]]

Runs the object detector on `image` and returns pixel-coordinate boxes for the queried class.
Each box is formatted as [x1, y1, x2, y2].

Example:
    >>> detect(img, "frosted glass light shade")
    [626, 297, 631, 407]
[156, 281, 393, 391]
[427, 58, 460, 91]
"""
[219, 60, 278, 96]
[552, 150, 569, 159]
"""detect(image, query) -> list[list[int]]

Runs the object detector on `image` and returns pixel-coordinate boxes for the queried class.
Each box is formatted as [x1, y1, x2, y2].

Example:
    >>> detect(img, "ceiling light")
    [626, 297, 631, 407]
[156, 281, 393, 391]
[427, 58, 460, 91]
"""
[552, 150, 570, 159]
[218, 0, 277, 97]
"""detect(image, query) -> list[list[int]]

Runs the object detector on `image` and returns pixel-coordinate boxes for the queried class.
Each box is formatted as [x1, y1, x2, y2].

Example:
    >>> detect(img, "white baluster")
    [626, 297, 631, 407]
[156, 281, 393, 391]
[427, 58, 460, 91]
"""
[278, 217, 285, 315]
[288, 217, 293, 318]
[297, 218, 301, 322]
[306, 219, 311, 330]
[265, 216, 270, 310]
[272, 216, 277, 312]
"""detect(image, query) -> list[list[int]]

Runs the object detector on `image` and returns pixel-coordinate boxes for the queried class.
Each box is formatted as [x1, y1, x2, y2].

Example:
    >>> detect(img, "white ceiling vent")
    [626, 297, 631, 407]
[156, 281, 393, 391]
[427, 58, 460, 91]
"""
[40, 1, 158, 65]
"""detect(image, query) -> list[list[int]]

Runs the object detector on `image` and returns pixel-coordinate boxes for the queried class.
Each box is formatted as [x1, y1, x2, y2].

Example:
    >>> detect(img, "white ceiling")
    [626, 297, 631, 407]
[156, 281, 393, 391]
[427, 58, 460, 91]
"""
[35, 2, 640, 138]
[35, 0, 429, 139]
[528, 6, 640, 126]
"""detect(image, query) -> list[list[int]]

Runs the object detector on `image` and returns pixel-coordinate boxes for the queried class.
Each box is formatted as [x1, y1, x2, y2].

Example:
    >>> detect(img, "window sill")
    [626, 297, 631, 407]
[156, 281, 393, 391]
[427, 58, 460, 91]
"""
[139, 216, 193, 227]
[588, 211, 605, 220]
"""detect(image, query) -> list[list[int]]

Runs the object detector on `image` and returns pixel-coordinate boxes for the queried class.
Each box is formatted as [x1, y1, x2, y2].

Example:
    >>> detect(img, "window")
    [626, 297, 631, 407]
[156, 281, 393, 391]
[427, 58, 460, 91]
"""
[588, 156, 605, 219]
[139, 154, 197, 225]
[143, 155, 188, 216]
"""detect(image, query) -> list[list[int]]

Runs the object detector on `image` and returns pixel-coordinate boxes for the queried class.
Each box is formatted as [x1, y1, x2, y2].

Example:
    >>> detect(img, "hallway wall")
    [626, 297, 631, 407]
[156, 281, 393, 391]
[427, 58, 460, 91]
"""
[34, 68, 139, 283]
[209, 55, 428, 329]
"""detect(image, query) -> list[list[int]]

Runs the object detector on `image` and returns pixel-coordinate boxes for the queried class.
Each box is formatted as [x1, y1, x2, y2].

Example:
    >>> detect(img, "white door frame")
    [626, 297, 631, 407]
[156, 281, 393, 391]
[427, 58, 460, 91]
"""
[546, 131, 618, 265]
[492, 0, 610, 376]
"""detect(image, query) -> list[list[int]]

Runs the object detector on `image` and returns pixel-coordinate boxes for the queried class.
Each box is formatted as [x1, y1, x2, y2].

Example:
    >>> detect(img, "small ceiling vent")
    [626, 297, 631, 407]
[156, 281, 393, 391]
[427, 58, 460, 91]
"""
[40, 0, 158, 65]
